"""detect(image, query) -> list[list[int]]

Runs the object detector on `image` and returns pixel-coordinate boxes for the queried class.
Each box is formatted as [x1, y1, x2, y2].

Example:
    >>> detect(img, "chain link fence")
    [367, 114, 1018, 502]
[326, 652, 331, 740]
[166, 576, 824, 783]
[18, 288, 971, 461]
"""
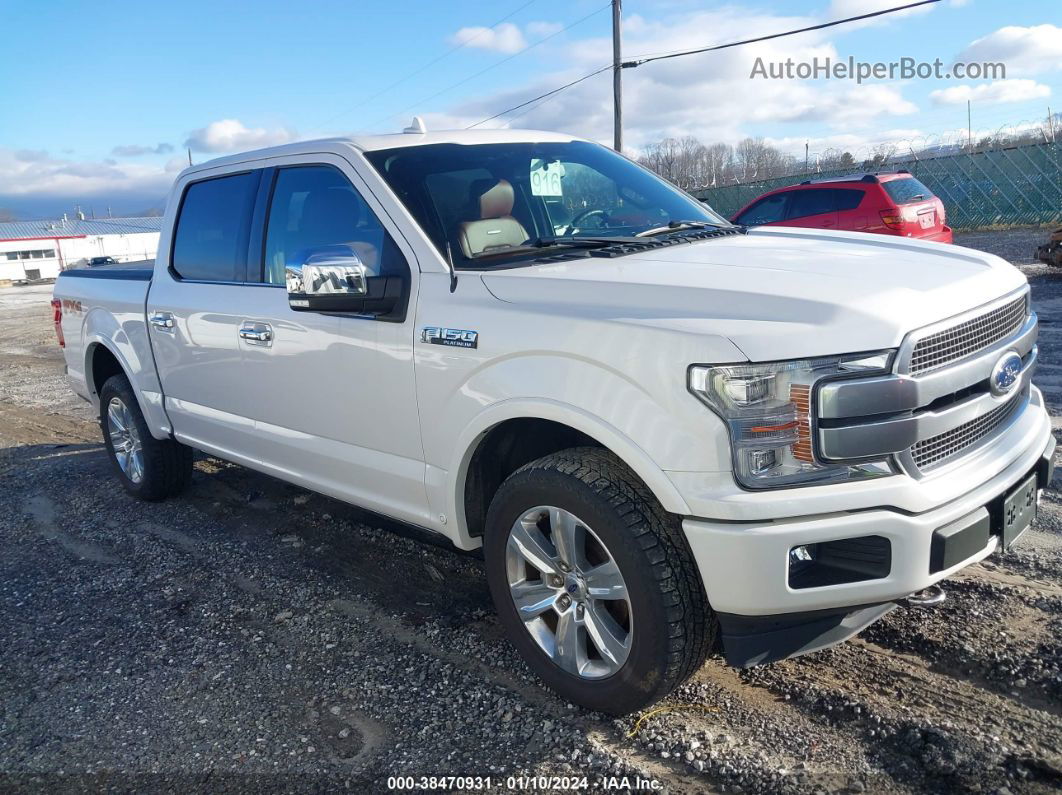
[692, 140, 1062, 230]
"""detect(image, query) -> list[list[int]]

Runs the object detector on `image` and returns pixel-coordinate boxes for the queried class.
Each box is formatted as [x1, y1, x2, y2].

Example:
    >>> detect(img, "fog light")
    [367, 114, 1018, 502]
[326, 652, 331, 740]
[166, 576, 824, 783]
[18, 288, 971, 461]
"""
[788, 536, 891, 589]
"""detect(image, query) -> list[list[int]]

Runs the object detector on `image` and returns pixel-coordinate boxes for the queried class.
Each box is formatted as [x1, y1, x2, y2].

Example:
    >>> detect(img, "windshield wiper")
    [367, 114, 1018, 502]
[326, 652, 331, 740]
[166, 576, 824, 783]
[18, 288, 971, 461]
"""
[635, 220, 728, 237]
[527, 236, 641, 248]
[465, 237, 625, 262]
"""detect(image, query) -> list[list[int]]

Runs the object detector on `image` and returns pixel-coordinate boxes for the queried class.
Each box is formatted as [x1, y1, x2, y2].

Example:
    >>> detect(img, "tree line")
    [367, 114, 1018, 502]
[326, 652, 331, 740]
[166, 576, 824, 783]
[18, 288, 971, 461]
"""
[635, 114, 1061, 190]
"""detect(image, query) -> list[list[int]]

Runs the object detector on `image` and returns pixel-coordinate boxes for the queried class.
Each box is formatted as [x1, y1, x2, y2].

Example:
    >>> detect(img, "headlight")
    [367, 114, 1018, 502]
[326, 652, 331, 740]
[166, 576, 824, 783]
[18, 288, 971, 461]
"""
[689, 353, 895, 489]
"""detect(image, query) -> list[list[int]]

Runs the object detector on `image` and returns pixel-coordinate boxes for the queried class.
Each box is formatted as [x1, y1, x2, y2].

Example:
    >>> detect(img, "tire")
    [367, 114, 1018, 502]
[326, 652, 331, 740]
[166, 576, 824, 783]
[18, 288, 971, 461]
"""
[484, 446, 714, 714]
[99, 373, 193, 501]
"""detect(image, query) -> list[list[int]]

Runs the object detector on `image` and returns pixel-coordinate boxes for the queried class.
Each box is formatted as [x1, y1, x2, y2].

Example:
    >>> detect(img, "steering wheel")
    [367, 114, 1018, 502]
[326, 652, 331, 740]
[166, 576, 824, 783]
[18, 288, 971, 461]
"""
[567, 208, 610, 232]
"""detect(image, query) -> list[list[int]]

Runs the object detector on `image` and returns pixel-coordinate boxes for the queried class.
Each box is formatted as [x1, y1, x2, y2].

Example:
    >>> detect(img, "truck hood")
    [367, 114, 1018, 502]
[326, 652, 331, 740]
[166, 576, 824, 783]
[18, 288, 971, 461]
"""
[480, 226, 1027, 362]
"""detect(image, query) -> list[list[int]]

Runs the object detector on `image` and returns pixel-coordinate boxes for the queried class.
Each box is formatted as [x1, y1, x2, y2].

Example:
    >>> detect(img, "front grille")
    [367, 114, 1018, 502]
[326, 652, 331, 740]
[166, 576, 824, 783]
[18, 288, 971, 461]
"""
[911, 396, 1022, 471]
[910, 295, 1028, 375]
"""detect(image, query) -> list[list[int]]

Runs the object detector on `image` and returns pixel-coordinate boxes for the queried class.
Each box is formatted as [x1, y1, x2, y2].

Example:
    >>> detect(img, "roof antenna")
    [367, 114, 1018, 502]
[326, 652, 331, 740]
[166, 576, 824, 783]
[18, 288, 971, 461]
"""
[445, 241, 459, 293]
[403, 116, 427, 134]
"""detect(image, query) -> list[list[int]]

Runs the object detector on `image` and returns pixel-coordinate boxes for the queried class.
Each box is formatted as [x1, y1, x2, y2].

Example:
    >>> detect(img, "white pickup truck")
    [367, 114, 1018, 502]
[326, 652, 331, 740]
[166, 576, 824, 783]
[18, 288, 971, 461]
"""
[52, 127, 1053, 714]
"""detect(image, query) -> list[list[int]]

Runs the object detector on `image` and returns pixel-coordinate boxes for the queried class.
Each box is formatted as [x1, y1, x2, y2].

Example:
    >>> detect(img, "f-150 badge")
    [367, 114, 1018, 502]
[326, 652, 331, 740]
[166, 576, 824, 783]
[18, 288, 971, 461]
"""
[421, 327, 478, 349]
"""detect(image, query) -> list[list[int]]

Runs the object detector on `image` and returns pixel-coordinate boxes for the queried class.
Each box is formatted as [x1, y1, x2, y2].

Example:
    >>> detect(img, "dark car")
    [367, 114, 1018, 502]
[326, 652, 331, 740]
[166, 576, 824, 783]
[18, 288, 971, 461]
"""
[730, 171, 952, 243]
[87, 256, 119, 267]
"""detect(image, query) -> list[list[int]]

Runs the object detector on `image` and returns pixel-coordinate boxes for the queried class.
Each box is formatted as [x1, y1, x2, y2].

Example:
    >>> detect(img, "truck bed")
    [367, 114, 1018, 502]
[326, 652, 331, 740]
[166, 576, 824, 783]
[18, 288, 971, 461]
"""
[53, 260, 160, 417]
[61, 260, 154, 281]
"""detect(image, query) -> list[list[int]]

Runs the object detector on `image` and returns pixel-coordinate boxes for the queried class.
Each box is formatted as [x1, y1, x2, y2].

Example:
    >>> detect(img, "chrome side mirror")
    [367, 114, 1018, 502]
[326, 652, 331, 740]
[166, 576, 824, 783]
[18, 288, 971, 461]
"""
[287, 246, 368, 312]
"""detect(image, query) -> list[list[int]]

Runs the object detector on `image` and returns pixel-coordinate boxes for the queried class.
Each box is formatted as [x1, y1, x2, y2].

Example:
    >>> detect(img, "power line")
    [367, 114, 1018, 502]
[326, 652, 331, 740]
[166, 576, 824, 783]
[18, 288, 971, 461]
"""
[467, 0, 942, 129]
[467, 66, 611, 128]
[362, 3, 611, 133]
[623, 0, 940, 67]
[320, 0, 539, 130]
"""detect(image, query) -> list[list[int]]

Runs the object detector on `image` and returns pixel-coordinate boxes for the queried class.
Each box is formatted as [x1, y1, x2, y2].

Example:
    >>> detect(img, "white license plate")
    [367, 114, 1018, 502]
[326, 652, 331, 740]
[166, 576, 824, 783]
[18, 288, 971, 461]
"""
[919, 212, 935, 229]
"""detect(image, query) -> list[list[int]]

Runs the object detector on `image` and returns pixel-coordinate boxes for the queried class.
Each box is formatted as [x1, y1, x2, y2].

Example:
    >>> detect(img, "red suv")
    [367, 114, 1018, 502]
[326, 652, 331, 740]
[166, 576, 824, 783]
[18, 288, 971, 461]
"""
[730, 171, 952, 243]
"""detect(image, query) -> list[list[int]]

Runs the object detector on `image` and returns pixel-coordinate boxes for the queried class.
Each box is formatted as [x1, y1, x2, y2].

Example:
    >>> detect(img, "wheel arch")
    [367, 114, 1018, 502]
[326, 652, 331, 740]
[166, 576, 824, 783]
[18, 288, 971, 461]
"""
[82, 332, 171, 439]
[452, 400, 691, 549]
[86, 341, 126, 402]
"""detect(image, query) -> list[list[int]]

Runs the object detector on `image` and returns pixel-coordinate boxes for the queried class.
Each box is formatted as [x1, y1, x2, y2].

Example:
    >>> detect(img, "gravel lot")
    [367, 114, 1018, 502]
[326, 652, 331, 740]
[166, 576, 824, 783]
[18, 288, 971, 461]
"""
[1, 227, 1061, 793]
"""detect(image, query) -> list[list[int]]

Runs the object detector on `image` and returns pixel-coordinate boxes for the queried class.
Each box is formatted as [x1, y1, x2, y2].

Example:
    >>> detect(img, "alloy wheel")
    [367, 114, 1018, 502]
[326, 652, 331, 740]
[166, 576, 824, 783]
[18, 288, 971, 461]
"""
[504, 505, 632, 679]
[106, 396, 144, 484]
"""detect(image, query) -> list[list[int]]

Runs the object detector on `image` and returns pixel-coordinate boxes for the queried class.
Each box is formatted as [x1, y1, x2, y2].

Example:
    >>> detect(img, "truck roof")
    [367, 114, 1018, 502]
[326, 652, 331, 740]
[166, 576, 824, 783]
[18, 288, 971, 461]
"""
[182, 128, 585, 177]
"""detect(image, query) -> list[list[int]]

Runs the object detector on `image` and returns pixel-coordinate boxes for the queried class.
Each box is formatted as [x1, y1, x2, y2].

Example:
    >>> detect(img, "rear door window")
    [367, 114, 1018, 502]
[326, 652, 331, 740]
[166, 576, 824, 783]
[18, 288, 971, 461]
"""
[834, 189, 865, 211]
[736, 193, 788, 225]
[786, 189, 835, 220]
[882, 176, 934, 204]
[172, 172, 259, 282]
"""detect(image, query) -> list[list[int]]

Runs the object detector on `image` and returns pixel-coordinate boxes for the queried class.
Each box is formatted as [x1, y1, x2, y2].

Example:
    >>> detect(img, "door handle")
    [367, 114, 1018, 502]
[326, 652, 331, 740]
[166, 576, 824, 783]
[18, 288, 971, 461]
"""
[238, 322, 273, 346]
[149, 311, 175, 331]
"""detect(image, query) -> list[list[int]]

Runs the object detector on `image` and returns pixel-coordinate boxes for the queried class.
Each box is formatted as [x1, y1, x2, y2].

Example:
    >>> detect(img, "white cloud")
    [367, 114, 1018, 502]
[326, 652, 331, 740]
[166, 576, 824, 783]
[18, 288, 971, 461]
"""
[765, 128, 928, 155]
[930, 79, 1051, 106]
[450, 22, 527, 54]
[15, 149, 49, 163]
[0, 148, 172, 199]
[825, 0, 936, 28]
[439, 6, 922, 151]
[184, 119, 296, 153]
[526, 21, 563, 38]
[956, 25, 1062, 76]
[112, 143, 174, 157]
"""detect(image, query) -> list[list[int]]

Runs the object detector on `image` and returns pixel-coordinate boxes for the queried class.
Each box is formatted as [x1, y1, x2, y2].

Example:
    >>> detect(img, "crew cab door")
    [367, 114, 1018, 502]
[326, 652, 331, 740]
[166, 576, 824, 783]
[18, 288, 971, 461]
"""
[782, 188, 839, 230]
[148, 156, 428, 529]
[233, 155, 428, 528]
[146, 169, 267, 457]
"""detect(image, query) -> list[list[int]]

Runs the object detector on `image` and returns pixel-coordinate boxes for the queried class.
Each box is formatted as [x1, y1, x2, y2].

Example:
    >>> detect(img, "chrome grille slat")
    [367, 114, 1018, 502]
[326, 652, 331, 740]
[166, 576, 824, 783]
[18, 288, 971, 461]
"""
[910, 396, 1022, 471]
[910, 295, 1028, 375]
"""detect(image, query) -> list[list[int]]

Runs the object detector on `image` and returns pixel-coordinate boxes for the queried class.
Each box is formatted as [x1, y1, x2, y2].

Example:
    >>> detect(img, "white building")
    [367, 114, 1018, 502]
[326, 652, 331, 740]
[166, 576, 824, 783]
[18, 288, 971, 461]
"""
[0, 216, 162, 282]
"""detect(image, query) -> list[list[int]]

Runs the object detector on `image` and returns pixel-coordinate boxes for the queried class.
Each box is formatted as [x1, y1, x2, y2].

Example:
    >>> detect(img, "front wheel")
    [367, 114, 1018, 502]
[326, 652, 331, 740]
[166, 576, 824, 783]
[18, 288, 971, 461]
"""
[99, 373, 193, 501]
[484, 447, 714, 714]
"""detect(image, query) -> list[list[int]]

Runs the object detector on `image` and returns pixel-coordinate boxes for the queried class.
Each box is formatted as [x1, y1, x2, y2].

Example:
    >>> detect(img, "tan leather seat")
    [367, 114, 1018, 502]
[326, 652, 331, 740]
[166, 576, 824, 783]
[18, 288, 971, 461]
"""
[457, 179, 529, 259]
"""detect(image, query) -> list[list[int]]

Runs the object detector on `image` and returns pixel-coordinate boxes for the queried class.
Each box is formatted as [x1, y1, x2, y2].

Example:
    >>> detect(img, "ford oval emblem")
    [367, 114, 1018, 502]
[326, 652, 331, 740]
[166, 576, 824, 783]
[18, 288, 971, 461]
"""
[990, 351, 1022, 397]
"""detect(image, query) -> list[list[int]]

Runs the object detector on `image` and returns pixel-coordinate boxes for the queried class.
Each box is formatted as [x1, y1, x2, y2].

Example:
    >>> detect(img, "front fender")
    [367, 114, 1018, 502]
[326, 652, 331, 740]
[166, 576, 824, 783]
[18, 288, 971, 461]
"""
[445, 398, 694, 550]
[448, 394, 688, 524]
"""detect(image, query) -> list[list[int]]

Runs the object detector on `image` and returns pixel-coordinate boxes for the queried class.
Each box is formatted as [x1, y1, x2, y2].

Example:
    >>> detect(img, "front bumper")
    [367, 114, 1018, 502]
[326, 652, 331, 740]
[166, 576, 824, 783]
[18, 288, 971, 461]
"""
[684, 416, 1054, 667]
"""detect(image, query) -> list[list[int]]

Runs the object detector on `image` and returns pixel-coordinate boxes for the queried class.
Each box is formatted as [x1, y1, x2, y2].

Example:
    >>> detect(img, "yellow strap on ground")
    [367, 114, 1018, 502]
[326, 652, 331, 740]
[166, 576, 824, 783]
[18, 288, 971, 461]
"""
[626, 704, 719, 738]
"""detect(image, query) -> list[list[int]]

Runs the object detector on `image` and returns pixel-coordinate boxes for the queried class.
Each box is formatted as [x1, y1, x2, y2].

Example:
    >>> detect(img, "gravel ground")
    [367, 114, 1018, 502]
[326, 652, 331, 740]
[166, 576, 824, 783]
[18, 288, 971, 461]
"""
[1, 228, 1061, 793]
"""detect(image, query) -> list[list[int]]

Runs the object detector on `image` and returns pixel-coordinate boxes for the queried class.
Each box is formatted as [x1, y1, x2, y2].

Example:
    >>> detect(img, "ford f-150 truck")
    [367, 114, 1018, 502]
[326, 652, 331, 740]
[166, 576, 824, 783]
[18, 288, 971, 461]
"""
[52, 126, 1053, 714]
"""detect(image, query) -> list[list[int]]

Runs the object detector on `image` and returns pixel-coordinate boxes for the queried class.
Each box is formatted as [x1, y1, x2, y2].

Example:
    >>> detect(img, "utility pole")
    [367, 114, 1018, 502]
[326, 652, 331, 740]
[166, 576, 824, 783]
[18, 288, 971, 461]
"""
[612, 0, 622, 152]
[805, 141, 809, 172]
[967, 100, 972, 151]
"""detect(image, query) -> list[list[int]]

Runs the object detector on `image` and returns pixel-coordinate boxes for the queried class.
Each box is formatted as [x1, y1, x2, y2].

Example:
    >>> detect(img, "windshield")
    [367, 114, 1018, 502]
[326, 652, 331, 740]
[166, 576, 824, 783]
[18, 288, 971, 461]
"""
[364, 141, 730, 268]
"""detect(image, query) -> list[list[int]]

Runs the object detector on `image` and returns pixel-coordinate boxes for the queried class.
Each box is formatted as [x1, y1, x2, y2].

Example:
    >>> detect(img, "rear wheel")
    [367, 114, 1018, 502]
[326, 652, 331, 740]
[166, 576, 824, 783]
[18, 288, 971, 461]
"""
[484, 447, 714, 714]
[99, 373, 193, 501]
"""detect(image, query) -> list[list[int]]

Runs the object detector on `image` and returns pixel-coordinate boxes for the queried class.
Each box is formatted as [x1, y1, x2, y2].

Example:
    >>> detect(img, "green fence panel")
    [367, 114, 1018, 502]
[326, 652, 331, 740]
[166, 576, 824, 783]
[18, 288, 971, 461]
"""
[692, 141, 1062, 230]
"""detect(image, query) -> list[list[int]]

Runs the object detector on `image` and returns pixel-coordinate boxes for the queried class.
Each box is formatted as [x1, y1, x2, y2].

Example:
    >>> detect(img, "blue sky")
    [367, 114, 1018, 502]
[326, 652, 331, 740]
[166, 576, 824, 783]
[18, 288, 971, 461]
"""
[0, 0, 1059, 217]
